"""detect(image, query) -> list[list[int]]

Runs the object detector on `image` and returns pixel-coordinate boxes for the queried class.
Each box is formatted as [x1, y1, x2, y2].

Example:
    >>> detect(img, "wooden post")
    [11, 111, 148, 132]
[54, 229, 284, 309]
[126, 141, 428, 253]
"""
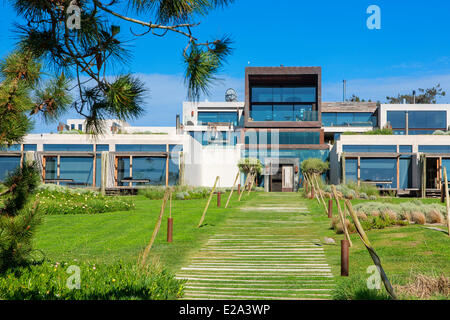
[217, 191, 221, 207]
[441, 187, 445, 203]
[328, 198, 333, 218]
[167, 191, 173, 243]
[331, 185, 353, 247]
[341, 240, 349, 276]
[345, 199, 397, 299]
[422, 155, 427, 198]
[238, 184, 241, 194]
[141, 189, 170, 266]
[238, 172, 252, 201]
[247, 172, 256, 195]
[313, 173, 328, 214]
[443, 167, 450, 237]
[225, 172, 240, 208]
[198, 176, 220, 228]
[165, 144, 169, 187]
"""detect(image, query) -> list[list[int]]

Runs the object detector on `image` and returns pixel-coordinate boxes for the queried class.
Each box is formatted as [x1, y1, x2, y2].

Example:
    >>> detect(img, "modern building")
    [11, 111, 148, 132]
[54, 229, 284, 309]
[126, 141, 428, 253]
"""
[1, 66, 450, 196]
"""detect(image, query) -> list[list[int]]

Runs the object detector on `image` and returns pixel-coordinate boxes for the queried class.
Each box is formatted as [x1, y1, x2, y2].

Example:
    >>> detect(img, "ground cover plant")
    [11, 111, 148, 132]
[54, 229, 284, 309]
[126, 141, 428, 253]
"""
[0, 260, 183, 300]
[34, 184, 134, 215]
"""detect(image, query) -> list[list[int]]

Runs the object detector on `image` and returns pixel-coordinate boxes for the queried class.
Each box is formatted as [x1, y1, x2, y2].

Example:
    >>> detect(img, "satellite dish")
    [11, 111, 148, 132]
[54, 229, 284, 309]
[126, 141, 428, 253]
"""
[225, 88, 238, 102]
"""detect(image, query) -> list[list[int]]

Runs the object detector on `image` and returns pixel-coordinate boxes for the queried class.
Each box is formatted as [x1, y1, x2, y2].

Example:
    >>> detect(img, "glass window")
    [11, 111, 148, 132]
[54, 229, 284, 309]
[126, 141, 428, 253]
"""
[23, 144, 37, 151]
[95, 156, 102, 187]
[294, 105, 314, 121]
[387, 111, 406, 129]
[0, 156, 21, 181]
[78, 124, 83, 131]
[96, 144, 109, 152]
[278, 132, 320, 145]
[399, 157, 412, 189]
[293, 87, 316, 103]
[44, 144, 93, 152]
[132, 156, 166, 186]
[0, 144, 21, 151]
[360, 158, 397, 188]
[273, 105, 293, 121]
[399, 145, 413, 153]
[251, 105, 273, 121]
[59, 157, 94, 186]
[198, 112, 238, 125]
[419, 145, 450, 153]
[442, 159, 450, 181]
[251, 86, 316, 103]
[115, 144, 166, 152]
[70, 124, 75, 130]
[44, 156, 57, 180]
[322, 113, 337, 126]
[409, 130, 436, 135]
[117, 157, 130, 186]
[409, 111, 446, 129]
[345, 158, 358, 183]
[251, 87, 273, 102]
[343, 145, 397, 153]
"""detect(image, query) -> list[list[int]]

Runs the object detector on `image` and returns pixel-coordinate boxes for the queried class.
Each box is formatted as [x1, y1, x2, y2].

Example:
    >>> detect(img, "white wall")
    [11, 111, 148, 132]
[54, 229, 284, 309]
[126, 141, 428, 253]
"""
[184, 142, 242, 188]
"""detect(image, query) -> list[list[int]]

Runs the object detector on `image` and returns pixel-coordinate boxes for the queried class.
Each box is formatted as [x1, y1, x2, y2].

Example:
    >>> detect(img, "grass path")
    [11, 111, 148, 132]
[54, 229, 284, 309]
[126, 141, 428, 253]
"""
[177, 193, 335, 300]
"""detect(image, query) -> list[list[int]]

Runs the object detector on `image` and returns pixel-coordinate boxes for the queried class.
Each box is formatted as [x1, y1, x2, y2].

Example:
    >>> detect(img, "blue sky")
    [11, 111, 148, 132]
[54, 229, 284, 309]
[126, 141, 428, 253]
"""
[1, 0, 450, 132]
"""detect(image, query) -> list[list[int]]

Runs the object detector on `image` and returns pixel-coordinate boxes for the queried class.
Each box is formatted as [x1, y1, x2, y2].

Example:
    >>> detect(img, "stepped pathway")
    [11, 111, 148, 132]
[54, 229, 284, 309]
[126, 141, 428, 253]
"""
[176, 193, 334, 300]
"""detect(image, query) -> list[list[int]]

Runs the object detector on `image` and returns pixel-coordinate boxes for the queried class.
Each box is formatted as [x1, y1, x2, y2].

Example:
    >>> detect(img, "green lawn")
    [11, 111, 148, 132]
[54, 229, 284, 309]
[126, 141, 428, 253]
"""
[33, 191, 450, 299]
[34, 191, 254, 272]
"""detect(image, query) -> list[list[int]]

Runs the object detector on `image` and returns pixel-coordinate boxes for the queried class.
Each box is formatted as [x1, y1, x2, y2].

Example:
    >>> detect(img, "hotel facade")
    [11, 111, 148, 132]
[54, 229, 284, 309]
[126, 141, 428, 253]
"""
[2, 67, 450, 196]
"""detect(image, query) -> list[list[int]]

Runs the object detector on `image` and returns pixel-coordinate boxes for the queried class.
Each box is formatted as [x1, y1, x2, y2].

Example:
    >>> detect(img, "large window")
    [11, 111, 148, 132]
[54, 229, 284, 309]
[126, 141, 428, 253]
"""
[44, 144, 93, 152]
[44, 156, 94, 186]
[343, 145, 397, 153]
[115, 144, 166, 152]
[250, 86, 317, 122]
[387, 110, 447, 134]
[198, 112, 238, 126]
[0, 156, 21, 181]
[322, 112, 376, 127]
[409, 111, 446, 129]
[360, 158, 397, 188]
[345, 158, 358, 183]
[244, 131, 320, 145]
[251, 105, 317, 122]
[252, 87, 316, 103]
[116, 156, 178, 186]
[419, 145, 450, 153]
[59, 157, 94, 186]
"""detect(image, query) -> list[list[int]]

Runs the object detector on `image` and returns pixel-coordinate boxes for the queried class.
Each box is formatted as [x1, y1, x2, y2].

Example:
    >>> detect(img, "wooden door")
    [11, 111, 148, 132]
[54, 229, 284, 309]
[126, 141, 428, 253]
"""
[282, 165, 294, 192]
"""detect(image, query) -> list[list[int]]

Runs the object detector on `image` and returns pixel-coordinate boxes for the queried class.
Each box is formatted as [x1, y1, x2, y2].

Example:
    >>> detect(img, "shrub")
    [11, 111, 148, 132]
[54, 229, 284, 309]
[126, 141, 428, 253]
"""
[410, 211, 426, 225]
[356, 212, 368, 221]
[139, 186, 212, 201]
[369, 195, 377, 201]
[301, 158, 329, 176]
[359, 192, 368, 200]
[238, 158, 262, 175]
[426, 209, 444, 224]
[0, 261, 184, 300]
[35, 185, 134, 215]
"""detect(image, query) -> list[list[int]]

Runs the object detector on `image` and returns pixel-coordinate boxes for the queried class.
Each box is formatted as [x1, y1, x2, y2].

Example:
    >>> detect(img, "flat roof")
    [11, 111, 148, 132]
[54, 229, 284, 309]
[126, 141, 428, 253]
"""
[322, 102, 378, 113]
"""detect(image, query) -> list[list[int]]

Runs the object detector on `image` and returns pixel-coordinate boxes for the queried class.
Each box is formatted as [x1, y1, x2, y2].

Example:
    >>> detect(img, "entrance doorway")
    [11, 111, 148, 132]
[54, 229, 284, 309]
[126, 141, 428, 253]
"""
[426, 157, 439, 189]
[282, 165, 294, 192]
